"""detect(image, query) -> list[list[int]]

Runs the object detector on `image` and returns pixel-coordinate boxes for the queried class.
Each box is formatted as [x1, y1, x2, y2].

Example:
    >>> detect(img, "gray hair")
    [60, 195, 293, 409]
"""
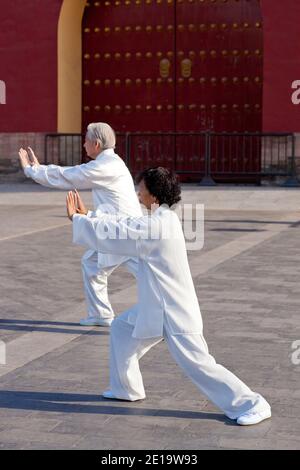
[86, 122, 116, 149]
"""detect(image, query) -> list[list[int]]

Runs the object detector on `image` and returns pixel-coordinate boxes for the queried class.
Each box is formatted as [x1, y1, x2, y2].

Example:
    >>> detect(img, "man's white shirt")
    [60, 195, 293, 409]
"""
[24, 148, 142, 266]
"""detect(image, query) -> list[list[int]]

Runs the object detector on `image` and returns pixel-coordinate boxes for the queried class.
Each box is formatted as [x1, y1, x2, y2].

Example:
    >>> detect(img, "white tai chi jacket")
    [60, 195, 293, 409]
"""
[24, 148, 142, 266]
[72, 206, 204, 339]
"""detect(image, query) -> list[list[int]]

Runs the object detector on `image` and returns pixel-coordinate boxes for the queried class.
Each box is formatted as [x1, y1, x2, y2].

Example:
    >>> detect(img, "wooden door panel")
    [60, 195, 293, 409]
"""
[176, 0, 263, 179]
[82, 0, 263, 180]
[82, 1, 175, 135]
[176, 0, 263, 133]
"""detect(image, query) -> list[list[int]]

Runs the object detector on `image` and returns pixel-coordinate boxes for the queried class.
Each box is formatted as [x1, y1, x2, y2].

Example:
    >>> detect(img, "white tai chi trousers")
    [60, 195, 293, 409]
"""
[81, 250, 138, 320]
[108, 309, 270, 420]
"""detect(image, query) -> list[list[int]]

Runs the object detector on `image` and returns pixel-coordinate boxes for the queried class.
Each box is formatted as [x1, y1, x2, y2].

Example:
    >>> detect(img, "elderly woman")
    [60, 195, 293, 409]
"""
[19, 122, 142, 327]
[67, 167, 271, 426]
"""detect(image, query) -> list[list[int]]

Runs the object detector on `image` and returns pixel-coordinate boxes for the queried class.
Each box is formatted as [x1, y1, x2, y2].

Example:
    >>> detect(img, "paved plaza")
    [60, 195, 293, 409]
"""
[0, 183, 300, 449]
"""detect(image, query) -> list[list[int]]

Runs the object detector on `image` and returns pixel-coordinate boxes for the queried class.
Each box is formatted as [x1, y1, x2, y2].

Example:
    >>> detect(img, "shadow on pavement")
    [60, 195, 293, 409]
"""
[0, 319, 109, 336]
[0, 390, 234, 425]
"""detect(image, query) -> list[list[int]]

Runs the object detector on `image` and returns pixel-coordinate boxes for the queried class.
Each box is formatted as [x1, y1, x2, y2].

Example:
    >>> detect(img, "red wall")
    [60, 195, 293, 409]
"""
[261, 0, 300, 132]
[1, 1, 300, 133]
[0, 0, 63, 132]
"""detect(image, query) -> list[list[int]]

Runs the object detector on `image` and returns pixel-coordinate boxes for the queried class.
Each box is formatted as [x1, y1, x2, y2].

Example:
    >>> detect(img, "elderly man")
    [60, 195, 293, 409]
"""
[66, 167, 271, 426]
[19, 122, 142, 326]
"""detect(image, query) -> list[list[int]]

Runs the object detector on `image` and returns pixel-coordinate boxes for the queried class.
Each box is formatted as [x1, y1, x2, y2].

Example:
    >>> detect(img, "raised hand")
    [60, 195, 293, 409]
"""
[66, 191, 77, 221]
[18, 148, 31, 170]
[75, 190, 88, 215]
[27, 147, 40, 167]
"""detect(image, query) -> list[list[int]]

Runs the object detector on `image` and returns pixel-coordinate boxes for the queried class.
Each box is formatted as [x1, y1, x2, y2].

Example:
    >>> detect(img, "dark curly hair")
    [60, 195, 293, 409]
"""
[136, 167, 181, 207]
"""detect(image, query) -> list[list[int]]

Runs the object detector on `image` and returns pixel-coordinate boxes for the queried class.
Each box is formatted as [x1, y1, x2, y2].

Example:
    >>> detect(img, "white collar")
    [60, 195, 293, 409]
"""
[153, 205, 171, 216]
[96, 148, 115, 159]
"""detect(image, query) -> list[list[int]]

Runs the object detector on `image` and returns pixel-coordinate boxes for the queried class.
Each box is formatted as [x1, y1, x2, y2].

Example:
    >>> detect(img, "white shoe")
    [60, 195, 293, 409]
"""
[101, 390, 145, 401]
[79, 317, 113, 327]
[102, 390, 118, 400]
[237, 408, 271, 426]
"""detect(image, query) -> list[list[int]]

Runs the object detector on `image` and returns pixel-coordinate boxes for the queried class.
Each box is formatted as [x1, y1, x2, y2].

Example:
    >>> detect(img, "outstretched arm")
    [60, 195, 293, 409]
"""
[19, 147, 101, 190]
[67, 192, 139, 257]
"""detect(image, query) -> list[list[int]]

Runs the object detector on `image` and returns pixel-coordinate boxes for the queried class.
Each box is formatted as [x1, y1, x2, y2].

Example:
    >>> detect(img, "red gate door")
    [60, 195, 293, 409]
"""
[176, 0, 263, 180]
[82, 0, 176, 173]
[82, 1, 263, 181]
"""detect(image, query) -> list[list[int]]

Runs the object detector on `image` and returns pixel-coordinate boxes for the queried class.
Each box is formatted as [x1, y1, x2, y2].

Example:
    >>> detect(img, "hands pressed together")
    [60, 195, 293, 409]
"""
[18, 147, 88, 221]
[66, 190, 89, 221]
[18, 147, 40, 170]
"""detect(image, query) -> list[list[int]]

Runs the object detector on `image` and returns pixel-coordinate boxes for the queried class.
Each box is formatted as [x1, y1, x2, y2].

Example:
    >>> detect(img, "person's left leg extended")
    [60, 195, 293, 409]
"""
[164, 326, 271, 423]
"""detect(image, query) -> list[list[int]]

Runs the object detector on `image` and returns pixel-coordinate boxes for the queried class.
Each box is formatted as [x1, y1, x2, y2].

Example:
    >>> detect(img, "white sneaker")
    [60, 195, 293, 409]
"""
[101, 390, 145, 401]
[79, 317, 113, 327]
[102, 390, 118, 399]
[237, 408, 271, 426]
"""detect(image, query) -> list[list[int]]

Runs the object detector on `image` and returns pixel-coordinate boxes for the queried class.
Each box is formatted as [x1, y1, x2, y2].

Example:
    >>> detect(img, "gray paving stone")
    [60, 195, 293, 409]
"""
[1, 186, 300, 449]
